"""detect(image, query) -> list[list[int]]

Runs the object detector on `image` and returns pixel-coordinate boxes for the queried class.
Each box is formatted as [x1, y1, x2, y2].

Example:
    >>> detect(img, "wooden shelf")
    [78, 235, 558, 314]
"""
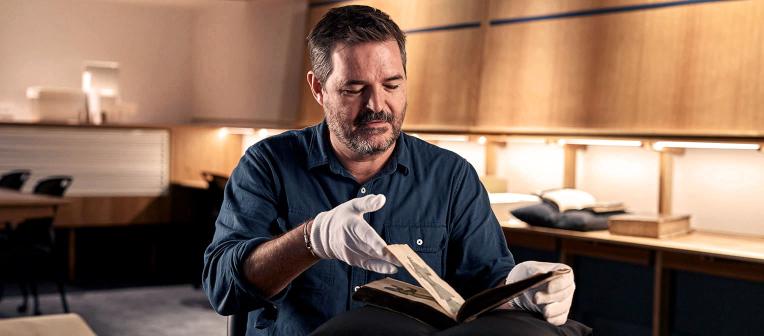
[501, 219, 764, 336]
[502, 221, 764, 264]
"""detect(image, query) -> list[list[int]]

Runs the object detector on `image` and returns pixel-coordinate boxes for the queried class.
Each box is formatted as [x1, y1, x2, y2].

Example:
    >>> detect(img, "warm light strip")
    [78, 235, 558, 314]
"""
[416, 134, 469, 142]
[82, 71, 93, 92]
[558, 139, 642, 147]
[224, 127, 256, 135]
[506, 138, 547, 144]
[652, 141, 761, 151]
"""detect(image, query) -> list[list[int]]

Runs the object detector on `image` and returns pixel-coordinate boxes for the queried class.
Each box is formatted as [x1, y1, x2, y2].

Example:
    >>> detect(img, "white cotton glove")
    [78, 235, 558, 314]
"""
[500, 261, 575, 326]
[309, 194, 401, 274]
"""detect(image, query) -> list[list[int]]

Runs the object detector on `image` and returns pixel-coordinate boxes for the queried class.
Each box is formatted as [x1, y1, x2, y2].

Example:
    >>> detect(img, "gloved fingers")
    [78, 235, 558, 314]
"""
[535, 280, 575, 305]
[350, 194, 386, 214]
[545, 309, 570, 326]
[350, 232, 402, 267]
[541, 295, 573, 325]
[541, 302, 570, 321]
[360, 259, 399, 274]
[545, 272, 575, 293]
[508, 262, 573, 284]
[348, 218, 401, 266]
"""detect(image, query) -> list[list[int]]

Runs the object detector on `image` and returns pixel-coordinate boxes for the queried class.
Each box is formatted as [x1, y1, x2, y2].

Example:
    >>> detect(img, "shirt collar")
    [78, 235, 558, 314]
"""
[307, 120, 410, 176]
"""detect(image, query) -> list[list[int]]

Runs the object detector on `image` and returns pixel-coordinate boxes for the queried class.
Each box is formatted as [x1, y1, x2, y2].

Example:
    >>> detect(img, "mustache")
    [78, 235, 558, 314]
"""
[354, 109, 394, 126]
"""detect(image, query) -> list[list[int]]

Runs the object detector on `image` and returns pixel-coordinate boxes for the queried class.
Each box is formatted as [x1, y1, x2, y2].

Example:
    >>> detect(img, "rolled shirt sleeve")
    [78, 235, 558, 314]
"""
[202, 147, 288, 319]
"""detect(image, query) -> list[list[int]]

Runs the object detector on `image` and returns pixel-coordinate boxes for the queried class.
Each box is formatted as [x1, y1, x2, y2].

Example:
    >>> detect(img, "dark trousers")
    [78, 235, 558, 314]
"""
[311, 306, 592, 336]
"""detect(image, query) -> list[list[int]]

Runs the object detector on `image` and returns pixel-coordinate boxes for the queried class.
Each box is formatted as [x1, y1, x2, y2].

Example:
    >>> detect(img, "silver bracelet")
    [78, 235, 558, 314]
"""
[303, 221, 317, 257]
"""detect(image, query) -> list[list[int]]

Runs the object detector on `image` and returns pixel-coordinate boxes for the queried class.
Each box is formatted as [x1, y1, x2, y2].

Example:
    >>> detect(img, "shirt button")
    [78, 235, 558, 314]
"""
[354, 286, 360, 292]
[416, 239, 423, 246]
[360, 187, 366, 194]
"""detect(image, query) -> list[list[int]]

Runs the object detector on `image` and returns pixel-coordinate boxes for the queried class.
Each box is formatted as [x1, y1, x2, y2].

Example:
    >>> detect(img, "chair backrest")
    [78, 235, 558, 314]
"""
[0, 169, 31, 191]
[201, 172, 229, 212]
[14, 176, 72, 250]
[227, 313, 248, 336]
[201, 172, 229, 192]
[33, 176, 73, 197]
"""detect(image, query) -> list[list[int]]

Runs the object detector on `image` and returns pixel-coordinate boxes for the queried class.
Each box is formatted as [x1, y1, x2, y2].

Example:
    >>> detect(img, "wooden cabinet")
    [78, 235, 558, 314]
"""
[477, 0, 764, 133]
[298, 0, 487, 130]
[300, 0, 764, 134]
[403, 28, 482, 131]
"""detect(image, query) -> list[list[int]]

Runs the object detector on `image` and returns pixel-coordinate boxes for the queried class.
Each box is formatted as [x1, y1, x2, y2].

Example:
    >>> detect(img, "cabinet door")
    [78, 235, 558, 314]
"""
[477, 0, 764, 133]
[298, 0, 487, 130]
[404, 28, 482, 131]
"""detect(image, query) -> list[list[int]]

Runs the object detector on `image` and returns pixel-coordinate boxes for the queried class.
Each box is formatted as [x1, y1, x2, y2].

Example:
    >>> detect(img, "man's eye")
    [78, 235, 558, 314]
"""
[385, 84, 400, 90]
[342, 89, 362, 95]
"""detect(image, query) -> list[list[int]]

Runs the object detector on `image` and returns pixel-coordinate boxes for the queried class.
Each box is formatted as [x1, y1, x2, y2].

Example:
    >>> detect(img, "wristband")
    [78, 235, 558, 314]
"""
[303, 221, 317, 257]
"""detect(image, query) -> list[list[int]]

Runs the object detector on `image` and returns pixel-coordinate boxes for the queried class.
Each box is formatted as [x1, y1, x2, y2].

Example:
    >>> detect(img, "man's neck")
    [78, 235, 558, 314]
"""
[330, 135, 396, 185]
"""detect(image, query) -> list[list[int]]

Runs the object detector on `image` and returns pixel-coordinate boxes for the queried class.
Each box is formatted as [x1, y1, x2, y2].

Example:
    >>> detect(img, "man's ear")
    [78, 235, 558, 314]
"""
[307, 71, 324, 107]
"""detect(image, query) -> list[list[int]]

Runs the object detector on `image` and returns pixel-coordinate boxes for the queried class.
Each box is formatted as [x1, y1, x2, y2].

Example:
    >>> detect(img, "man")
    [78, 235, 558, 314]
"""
[204, 5, 586, 336]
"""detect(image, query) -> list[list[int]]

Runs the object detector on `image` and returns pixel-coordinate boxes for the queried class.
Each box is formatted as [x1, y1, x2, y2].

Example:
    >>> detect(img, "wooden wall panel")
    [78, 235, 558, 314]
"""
[169, 126, 242, 184]
[298, 0, 488, 129]
[489, 0, 678, 19]
[308, 0, 485, 30]
[404, 28, 482, 130]
[54, 196, 170, 228]
[478, 0, 764, 133]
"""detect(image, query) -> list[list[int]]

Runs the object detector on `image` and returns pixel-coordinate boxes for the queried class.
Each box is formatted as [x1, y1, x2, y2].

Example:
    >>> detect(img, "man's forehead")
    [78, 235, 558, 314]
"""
[330, 40, 404, 83]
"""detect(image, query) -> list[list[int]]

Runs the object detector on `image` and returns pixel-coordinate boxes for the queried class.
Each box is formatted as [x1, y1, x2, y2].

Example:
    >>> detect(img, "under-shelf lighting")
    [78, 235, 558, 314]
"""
[418, 134, 469, 142]
[652, 141, 761, 151]
[506, 138, 547, 144]
[217, 127, 229, 139]
[558, 139, 643, 147]
[223, 128, 256, 135]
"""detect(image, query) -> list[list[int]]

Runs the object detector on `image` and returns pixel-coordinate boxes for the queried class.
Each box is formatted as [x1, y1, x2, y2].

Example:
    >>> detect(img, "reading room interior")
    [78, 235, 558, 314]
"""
[0, 0, 762, 335]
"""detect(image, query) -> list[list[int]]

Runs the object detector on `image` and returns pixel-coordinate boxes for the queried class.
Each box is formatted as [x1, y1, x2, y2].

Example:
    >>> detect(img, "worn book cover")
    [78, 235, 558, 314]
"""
[352, 244, 569, 328]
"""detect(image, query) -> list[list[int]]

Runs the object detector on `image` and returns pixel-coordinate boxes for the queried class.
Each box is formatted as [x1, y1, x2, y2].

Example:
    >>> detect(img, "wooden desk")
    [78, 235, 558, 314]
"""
[0, 189, 68, 223]
[501, 221, 764, 336]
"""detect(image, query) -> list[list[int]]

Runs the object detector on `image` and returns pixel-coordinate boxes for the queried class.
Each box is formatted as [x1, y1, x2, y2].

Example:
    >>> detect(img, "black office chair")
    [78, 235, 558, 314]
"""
[0, 169, 31, 191]
[194, 172, 230, 288]
[201, 171, 229, 207]
[0, 170, 31, 303]
[11, 176, 73, 315]
[228, 313, 248, 336]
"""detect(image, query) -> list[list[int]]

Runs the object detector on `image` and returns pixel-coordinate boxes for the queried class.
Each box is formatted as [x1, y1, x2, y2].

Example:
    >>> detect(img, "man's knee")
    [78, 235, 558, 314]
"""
[312, 307, 592, 336]
[311, 306, 437, 336]
[437, 310, 592, 336]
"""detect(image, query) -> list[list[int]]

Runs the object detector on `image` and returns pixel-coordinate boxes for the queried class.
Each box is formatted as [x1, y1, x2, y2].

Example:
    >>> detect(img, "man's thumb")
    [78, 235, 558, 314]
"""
[351, 194, 386, 214]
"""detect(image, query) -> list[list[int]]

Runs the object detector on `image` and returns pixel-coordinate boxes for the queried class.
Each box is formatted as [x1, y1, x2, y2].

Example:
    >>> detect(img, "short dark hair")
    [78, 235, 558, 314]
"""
[307, 5, 406, 85]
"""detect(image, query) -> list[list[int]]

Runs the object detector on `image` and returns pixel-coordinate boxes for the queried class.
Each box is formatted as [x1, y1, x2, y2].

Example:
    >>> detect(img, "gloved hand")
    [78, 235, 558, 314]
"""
[500, 261, 575, 326]
[309, 194, 400, 274]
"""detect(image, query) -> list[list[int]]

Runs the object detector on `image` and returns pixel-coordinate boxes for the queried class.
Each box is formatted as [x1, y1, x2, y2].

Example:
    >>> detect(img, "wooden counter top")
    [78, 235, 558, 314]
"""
[501, 220, 764, 264]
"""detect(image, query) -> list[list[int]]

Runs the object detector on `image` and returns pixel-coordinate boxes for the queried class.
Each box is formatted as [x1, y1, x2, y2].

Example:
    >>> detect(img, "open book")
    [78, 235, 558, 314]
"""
[352, 244, 569, 328]
[539, 188, 626, 213]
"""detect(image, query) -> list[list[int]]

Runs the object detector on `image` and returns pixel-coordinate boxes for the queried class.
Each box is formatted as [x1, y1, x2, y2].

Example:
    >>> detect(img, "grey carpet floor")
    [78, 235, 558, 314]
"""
[0, 285, 226, 336]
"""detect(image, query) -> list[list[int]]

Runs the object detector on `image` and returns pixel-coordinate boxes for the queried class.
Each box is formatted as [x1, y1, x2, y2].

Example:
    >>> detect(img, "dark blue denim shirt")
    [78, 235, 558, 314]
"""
[203, 121, 515, 335]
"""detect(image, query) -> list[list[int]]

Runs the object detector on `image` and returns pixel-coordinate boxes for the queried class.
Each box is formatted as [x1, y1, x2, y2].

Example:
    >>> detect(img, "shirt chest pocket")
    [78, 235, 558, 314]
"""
[384, 223, 447, 277]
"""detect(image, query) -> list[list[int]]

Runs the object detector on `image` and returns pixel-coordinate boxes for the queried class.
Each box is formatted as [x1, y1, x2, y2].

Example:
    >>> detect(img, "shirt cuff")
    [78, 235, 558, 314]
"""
[232, 237, 292, 328]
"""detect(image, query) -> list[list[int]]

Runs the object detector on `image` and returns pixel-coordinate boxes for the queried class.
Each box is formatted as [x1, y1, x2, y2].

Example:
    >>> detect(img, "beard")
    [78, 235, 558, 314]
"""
[325, 103, 405, 156]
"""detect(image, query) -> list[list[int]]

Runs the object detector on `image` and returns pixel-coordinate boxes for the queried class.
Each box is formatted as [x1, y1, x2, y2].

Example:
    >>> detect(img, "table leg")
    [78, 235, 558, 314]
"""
[652, 250, 671, 336]
[68, 229, 77, 283]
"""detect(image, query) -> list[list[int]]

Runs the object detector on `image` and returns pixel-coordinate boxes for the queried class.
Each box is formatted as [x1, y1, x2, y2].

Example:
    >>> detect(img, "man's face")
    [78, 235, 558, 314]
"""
[320, 40, 407, 156]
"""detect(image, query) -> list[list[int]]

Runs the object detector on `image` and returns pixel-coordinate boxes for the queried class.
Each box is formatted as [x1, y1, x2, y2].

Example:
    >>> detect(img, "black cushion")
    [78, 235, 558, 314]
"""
[510, 202, 559, 228]
[511, 202, 622, 232]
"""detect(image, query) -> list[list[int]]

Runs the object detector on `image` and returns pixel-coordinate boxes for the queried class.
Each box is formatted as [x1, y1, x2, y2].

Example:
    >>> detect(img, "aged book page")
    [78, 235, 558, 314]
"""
[386, 244, 465, 319]
[362, 277, 449, 315]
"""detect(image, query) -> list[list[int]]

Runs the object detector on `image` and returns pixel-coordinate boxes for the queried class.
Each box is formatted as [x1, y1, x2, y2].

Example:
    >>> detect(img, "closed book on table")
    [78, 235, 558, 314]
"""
[608, 214, 691, 238]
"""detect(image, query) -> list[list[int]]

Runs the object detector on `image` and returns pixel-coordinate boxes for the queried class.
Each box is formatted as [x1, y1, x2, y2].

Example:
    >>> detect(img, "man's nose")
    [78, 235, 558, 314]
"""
[365, 87, 386, 112]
